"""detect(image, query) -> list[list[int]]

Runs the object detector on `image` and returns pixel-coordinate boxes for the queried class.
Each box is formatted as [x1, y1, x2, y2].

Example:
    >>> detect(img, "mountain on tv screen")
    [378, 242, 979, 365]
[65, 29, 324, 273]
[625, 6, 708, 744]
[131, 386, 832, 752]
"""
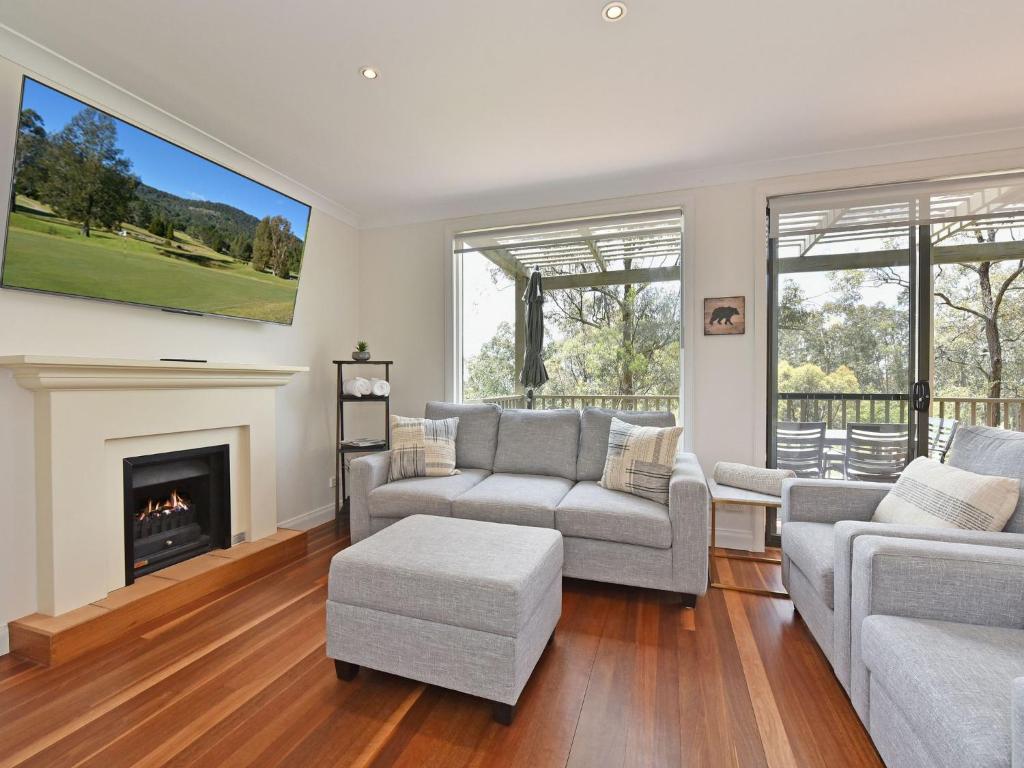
[1, 77, 312, 324]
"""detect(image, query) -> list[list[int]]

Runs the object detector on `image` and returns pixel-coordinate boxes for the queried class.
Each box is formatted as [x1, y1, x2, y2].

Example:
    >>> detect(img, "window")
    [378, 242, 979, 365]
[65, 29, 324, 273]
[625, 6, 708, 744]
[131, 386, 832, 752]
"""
[453, 209, 683, 417]
[768, 172, 1024, 481]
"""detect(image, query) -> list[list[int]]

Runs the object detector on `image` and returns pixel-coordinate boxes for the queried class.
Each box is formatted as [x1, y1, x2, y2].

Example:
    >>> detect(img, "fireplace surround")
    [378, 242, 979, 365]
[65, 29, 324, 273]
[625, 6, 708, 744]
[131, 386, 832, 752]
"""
[123, 444, 231, 583]
[0, 355, 306, 616]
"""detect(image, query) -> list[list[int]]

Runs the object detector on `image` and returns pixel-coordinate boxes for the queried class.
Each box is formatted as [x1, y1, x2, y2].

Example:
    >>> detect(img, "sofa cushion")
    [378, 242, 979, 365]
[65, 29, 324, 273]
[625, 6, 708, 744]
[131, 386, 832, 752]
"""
[873, 456, 1019, 532]
[425, 401, 501, 471]
[555, 480, 672, 549]
[493, 408, 580, 480]
[388, 415, 459, 481]
[862, 615, 1024, 768]
[452, 473, 572, 528]
[368, 468, 489, 519]
[781, 522, 835, 608]
[948, 425, 1024, 532]
[599, 418, 683, 504]
[328, 515, 564, 636]
[577, 407, 676, 481]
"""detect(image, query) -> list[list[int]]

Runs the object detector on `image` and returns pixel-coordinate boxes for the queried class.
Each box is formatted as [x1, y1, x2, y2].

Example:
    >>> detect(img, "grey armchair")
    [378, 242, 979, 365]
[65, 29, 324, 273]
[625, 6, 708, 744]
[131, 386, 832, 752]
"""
[781, 423, 1024, 700]
[849, 536, 1024, 768]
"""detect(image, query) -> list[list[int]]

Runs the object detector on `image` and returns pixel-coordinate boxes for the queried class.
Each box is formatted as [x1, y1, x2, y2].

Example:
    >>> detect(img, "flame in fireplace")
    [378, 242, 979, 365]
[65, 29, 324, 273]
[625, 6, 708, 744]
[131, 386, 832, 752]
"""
[137, 490, 191, 521]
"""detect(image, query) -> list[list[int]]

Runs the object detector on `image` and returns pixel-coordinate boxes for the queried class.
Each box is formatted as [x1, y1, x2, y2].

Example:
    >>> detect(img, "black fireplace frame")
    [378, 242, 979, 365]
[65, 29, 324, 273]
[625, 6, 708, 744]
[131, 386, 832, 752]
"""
[122, 444, 231, 585]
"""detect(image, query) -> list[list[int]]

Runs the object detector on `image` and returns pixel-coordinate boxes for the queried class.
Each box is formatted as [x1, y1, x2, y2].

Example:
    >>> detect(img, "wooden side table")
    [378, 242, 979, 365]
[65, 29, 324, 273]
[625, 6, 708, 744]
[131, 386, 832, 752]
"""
[708, 479, 789, 599]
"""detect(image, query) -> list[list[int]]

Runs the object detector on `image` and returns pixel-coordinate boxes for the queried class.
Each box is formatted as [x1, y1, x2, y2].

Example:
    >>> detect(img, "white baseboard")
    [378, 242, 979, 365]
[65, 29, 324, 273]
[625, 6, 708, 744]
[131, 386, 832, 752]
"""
[0, 624, 9, 657]
[279, 503, 335, 531]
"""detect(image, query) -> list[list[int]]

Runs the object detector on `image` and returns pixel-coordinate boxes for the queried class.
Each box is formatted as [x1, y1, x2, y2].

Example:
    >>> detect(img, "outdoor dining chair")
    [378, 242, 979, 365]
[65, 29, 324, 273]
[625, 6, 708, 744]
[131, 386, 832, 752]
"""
[844, 422, 910, 483]
[776, 421, 826, 478]
[928, 416, 959, 462]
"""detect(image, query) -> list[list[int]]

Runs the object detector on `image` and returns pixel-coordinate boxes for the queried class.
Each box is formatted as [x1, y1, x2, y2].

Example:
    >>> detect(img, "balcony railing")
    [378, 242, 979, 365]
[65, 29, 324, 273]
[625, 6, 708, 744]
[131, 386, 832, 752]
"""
[777, 392, 1024, 431]
[933, 397, 1024, 431]
[476, 392, 1023, 431]
[479, 394, 680, 413]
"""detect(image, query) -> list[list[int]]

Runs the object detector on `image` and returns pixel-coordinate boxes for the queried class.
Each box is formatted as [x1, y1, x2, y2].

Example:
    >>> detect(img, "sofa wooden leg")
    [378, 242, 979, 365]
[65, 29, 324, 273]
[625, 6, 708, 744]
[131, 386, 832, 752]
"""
[547, 629, 555, 647]
[335, 660, 359, 681]
[679, 592, 698, 608]
[492, 701, 516, 725]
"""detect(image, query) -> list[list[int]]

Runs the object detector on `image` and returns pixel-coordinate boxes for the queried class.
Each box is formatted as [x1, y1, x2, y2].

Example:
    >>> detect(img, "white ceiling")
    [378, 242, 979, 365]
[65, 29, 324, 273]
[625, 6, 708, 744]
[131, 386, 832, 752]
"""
[2, 0, 1024, 227]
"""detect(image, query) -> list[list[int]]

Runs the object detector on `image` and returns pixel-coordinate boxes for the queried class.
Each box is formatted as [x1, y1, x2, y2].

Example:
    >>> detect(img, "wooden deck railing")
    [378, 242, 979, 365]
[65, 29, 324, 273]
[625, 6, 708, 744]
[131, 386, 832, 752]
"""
[932, 397, 1024, 431]
[777, 392, 909, 429]
[476, 392, 1023, 430]
[777, 392, 1024, 432]
[478, 394, 680, 413]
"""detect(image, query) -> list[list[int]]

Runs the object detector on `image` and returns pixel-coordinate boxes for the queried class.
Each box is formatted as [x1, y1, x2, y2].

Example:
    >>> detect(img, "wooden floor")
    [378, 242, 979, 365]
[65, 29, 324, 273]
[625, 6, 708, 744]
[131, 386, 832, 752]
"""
[0, 523, 882, 768]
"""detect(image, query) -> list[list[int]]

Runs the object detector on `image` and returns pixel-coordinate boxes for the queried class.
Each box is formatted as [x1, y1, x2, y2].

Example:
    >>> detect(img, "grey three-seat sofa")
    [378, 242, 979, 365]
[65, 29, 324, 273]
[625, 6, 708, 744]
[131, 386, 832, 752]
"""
[349, 402, 709, 604]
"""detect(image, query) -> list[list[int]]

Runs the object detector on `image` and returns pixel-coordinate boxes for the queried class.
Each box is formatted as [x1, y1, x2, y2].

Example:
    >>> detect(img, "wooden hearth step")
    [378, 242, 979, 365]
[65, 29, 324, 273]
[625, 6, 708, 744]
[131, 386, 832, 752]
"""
[8, 528, 307, 667]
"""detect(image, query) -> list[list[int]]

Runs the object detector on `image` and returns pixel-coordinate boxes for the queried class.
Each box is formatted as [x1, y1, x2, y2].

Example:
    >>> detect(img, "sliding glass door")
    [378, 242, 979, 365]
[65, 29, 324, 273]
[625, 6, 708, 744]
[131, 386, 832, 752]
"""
[768, 203, 919, 482]
[768, 173, 1024, 482]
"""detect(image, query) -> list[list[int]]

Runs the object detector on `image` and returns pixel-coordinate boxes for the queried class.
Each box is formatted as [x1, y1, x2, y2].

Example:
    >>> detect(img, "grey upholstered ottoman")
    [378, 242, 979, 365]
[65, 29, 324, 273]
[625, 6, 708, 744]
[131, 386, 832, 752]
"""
[326, 514, 563, 724]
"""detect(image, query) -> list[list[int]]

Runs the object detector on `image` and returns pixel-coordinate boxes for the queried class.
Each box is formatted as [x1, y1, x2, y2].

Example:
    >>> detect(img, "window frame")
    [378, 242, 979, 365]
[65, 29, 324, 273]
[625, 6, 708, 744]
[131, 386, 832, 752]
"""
[444, 200, 693, 450]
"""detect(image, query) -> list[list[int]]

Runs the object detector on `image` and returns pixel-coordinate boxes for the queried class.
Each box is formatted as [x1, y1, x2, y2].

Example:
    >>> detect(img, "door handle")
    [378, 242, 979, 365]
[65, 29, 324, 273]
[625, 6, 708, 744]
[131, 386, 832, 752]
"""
[912, 381, 931, 413]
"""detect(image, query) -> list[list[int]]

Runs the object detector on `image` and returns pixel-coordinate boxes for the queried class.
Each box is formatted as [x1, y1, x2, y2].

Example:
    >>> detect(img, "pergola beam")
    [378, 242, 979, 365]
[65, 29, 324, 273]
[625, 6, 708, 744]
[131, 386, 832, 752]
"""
[543, 266, 680, 290]
[481, 248, 529, 279]
[779, 240, 1024, 274]
[459, 226, 681, 256]
[520, 249, 680, 268]
[587, 240, 607, 271]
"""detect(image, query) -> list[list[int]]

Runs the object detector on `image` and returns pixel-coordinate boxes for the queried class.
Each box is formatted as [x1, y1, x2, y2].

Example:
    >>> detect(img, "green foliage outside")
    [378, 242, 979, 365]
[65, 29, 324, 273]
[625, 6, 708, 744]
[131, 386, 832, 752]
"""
[778, 361, 859, 394]
[463, 263, 680, 404]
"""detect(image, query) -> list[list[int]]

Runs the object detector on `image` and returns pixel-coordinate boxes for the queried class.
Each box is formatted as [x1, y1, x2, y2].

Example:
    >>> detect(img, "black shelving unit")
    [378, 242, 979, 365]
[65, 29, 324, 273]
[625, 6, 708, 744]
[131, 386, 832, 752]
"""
[334, 360, 392, 532]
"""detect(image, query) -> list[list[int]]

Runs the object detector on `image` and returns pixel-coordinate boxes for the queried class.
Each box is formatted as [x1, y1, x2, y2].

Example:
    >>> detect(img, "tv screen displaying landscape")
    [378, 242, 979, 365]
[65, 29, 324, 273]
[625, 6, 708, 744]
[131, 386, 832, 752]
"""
[1, 77, 311, 324]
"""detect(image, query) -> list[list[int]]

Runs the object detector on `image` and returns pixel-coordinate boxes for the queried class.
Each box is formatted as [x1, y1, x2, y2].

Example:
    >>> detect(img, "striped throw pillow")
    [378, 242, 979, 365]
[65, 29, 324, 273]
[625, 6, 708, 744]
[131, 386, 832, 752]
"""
[599, 417, 683, 504]
[872, 456, 1019, 531]
[388, 415, 460, 482]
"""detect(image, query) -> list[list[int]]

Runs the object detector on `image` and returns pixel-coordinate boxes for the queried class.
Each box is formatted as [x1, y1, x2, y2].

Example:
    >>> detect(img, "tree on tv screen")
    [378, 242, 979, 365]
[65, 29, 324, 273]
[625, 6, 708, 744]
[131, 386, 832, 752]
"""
[38, 108, 138, 237]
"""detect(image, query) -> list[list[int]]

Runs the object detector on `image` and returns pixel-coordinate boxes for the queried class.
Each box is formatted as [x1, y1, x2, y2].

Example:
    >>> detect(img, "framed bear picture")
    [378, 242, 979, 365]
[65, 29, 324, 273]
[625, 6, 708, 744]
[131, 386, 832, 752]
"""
[704, 296, 745, 335]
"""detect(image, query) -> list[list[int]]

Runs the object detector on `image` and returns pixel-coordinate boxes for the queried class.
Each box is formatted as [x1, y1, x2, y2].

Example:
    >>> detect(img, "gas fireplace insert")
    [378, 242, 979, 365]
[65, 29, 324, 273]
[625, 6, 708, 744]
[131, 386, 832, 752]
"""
[122, 444, 231, 584]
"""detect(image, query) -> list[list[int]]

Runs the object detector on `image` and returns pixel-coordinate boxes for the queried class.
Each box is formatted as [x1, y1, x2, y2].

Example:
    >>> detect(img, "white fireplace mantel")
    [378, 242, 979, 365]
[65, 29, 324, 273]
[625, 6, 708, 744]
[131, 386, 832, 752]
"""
[0, 355, 307, 390]
[0, 355, 308, 616]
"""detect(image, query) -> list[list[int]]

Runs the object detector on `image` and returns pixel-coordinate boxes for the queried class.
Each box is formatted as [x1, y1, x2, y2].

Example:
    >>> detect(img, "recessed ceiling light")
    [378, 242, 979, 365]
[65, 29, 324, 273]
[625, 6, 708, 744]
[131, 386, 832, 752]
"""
[359, 66, 380, 80]
[602, 2, 627, 21]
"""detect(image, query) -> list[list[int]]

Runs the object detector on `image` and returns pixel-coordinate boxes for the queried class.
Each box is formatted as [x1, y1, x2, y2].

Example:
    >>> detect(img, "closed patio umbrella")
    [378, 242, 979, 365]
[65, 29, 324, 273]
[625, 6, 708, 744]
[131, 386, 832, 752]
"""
[520, 270, 549, 408]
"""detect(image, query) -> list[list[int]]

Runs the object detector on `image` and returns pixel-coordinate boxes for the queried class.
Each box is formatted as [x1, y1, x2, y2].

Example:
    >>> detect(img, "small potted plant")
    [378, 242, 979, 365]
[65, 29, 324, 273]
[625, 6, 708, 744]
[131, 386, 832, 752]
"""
[352, 341, 371, 361]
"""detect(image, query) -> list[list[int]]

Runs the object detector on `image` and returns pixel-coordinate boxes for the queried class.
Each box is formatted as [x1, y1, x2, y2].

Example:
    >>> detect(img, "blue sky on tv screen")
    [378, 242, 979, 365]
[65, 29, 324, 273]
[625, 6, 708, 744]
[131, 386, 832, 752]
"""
[21, 78, 310, 240]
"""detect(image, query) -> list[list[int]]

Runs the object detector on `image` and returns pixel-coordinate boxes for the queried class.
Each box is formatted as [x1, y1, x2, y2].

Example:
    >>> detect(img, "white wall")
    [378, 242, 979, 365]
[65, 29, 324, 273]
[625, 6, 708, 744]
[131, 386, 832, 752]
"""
[359, 147, 1024, 550]
[0, 56, 360, 650]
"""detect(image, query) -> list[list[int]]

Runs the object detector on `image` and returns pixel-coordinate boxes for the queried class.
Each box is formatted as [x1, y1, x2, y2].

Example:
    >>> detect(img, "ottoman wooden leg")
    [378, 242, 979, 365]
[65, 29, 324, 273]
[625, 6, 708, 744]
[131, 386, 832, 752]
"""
[492, 701, 516, 726]
[335, 660, 359, 681]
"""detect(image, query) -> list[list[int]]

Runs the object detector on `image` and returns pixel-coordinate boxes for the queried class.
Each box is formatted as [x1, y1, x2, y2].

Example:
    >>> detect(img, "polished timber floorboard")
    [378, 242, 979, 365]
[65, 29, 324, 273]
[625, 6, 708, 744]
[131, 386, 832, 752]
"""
[0, 524, 882, 768]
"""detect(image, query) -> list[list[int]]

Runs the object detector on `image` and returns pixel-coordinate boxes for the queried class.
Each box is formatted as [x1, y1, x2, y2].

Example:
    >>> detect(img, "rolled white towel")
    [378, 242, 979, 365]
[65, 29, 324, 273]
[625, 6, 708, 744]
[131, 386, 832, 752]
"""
[713, 462, 796, 497]
[369, 378, 390, 397]
[342, 377, 372, 397]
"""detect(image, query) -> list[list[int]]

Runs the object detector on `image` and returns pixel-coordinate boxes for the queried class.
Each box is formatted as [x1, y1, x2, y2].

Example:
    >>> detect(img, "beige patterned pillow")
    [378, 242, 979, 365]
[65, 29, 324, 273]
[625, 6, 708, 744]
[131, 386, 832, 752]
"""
[599, 417, 684, 504]
[388, 415, 460, 482]
[873, 456, 1019, 531]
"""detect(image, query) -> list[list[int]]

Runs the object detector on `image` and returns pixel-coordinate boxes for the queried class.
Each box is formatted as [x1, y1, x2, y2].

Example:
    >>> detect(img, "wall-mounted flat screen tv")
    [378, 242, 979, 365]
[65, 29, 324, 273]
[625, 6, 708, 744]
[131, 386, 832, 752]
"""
[1, 77, 311, 324]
